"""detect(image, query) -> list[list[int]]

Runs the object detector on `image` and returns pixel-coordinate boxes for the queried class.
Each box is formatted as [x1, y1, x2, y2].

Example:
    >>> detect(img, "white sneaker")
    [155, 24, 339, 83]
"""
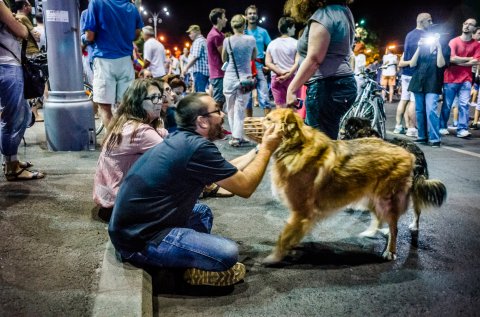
[439, 128, 450, 135]
[405, 128, 418, 137]
[457, 129, 471, 138]
[393, 125, 404, 134]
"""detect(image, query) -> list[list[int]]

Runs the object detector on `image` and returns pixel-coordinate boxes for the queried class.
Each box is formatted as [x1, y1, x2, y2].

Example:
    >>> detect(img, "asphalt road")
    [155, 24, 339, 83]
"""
[153, 102, 480, 317]
[1, 100, 479, 316]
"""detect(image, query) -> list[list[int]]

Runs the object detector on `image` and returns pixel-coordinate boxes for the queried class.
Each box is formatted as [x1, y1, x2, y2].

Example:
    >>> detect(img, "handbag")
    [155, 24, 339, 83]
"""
[0, 31, 48, 99]
[227, 38, 256, 94]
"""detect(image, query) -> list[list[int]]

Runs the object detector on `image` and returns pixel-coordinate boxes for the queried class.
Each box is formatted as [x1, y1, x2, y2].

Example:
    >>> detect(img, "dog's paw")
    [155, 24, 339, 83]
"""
[262, 253, 283, 266]
[408, 222, 419, 231]
[359, 229, 377, 238]
[382, 251, 397, 261]
[378, 228, 390, 236]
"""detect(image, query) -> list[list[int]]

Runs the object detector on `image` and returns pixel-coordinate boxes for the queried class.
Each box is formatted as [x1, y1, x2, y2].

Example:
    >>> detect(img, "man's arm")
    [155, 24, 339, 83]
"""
[183, 56, 199, 74]
[216, 125, 282, 198]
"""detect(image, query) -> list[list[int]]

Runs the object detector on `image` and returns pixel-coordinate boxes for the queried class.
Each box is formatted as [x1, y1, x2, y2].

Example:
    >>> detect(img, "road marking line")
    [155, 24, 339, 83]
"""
[442, 146, 480, 158]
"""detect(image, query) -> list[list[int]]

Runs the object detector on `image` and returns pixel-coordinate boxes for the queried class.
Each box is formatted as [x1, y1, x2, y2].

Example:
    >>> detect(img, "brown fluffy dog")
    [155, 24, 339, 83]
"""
[263, 109, 421, 264]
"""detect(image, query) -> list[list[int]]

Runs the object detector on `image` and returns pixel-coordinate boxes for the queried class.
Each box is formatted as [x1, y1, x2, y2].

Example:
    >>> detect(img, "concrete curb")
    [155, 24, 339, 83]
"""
[92, 242, 152, 317]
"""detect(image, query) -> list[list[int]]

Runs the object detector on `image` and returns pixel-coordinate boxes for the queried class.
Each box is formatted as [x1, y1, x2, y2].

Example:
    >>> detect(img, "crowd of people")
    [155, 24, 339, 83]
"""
[1, 0, 479, 288]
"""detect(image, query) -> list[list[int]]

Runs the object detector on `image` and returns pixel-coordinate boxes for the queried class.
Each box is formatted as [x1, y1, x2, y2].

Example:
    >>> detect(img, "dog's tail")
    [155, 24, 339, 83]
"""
[412, 175, 447, 209]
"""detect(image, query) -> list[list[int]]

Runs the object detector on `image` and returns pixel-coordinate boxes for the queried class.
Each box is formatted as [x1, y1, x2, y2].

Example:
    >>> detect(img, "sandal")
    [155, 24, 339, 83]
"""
[5, 167, 45, 181]
[2, 161, 33, 173]
[201, 184, 234, 198]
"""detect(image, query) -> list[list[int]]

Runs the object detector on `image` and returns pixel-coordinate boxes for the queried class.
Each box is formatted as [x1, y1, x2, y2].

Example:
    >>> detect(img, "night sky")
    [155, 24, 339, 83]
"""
[79, 0, 479, 51]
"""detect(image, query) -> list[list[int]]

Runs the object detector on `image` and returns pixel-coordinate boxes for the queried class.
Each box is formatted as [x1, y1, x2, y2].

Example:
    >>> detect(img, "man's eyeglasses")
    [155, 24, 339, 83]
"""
[144, 94, 163, 104]
[201, 109, 222, 117]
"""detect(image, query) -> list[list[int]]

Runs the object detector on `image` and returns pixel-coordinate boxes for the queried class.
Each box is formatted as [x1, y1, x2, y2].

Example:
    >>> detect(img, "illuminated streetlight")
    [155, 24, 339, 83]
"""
[140, 7, 170, 39]
[388, 45, 396, 50]
[159, 35, 165, 42]
[259, 16, 266, 24]
[185, 42, 190, 48]
[174, 46, 178, 51]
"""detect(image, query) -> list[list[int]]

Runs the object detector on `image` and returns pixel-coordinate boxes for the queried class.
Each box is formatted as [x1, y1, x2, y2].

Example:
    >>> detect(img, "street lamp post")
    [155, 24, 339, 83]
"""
[140, 6, 170, 39]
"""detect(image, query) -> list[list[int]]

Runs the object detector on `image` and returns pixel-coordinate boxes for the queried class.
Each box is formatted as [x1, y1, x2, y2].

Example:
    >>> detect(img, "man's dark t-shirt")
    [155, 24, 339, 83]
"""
[403, 29, 426, 77]
[108, 129, 238, 252]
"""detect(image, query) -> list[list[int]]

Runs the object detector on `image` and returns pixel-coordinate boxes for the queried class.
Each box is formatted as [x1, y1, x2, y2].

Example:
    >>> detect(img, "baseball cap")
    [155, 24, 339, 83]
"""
[186, 25, 201, 33]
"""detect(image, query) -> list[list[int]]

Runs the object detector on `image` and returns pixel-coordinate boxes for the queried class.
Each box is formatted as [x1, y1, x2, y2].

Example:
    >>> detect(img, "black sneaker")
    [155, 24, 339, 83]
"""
[469, 122, 479, 130]
[428, 141, 441, 148]
[414, 138, 427, 144]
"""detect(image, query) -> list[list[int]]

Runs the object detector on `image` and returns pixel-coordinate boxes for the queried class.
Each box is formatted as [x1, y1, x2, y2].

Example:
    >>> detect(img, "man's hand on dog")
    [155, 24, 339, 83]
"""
[260, 124, 283, 153]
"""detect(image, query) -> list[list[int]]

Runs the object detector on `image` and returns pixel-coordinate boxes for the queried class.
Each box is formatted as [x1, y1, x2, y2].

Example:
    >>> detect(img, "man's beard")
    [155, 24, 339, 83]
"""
[207, 120, 225, 141]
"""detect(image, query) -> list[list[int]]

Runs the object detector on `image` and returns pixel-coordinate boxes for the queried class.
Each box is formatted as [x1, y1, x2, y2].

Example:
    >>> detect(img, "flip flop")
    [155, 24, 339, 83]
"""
[5, 167, 45, 181]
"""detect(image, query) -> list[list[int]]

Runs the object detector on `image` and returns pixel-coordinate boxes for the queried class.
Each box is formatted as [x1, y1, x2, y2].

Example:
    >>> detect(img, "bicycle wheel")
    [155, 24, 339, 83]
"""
[338, 103, 359, 139]
[84, 82, 104, 136]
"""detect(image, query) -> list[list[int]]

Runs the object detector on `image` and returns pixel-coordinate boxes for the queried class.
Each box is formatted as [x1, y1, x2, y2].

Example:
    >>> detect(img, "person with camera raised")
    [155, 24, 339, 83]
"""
[408, 30, 449, 147]
[222, 14, 257, 147]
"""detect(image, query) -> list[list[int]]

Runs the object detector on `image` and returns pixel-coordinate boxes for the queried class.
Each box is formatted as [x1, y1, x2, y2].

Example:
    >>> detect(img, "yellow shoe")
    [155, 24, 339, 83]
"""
[183, 262, 246, 286]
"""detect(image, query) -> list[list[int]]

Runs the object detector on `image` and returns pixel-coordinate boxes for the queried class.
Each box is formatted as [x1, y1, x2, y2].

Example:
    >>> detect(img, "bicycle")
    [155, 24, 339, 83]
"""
[338, 69, 387, 139]
[83, 82, 105, 136]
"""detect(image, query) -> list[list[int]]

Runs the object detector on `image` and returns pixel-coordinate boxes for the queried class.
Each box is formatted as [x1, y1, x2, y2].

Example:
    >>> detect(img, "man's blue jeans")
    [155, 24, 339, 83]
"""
[193, 72, 209, 93]
[119, 203, 239, 271]
[441, 82, 472, 132]
[0, 64, 31, 157]
[305, 75, 357, 139]
[247, 62, 272, 110]
[414, 92, 440, 143]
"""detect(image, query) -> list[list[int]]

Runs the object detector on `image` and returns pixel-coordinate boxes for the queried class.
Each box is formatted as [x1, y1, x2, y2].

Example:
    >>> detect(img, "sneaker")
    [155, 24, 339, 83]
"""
[457, 129, 471, 138]
[414, 138, 427, 144]
[183, 262, 246, 286]
[229, 138, 241, 147]
[405, 128, 418, 137]
[393, 125, 404, 134]
[439, 129, 450, 136]
[429, 141, 441, 148]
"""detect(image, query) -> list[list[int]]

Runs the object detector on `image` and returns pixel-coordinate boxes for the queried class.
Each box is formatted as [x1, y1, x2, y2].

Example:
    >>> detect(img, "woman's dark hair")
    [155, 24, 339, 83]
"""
[169, 78, 187, 91]
[104, 79, 163, 152]
[278, 17, 295, 34]
[175, 93, 209, 131]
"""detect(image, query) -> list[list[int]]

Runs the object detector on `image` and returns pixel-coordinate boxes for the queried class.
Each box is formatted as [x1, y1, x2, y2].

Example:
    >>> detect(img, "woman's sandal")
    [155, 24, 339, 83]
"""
[2, 161, 33, 173]
[201, 184, 234, 198]
[5, 167, 45, 181]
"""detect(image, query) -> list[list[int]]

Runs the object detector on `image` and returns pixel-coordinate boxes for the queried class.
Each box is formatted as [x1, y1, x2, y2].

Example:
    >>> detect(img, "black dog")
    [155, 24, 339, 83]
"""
[343, 117, 446, 231]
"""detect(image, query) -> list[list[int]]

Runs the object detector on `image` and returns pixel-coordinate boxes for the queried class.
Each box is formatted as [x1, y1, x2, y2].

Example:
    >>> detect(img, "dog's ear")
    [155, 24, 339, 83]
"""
[280, 109, 302, 136]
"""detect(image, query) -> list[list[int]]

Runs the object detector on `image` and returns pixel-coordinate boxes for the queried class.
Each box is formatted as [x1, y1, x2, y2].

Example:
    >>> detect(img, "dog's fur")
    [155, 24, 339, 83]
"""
[343, 117, 447, 232]
[262, 109, 441, 265]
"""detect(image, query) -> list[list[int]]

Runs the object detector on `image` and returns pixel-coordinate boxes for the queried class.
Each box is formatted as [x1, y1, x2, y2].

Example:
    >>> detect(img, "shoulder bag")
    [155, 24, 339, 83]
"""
[227, 38, 256, 94]
[0, 30, 48, 99]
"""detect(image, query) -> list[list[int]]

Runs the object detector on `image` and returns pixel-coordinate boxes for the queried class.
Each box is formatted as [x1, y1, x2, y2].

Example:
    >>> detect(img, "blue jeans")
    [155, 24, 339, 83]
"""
[414, 92, 441, 143]
[441, 82, 472, 132]
[305, 75, 357, 139]
[120, 203, 239, 271]
[0, 64, 31, 157]
[193, 72, 209, 93]
[247, 62, 272, 110]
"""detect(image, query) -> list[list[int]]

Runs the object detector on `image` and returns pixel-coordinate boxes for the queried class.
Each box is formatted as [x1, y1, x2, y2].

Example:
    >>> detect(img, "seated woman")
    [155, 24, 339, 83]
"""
[93, 79, 168, 220]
